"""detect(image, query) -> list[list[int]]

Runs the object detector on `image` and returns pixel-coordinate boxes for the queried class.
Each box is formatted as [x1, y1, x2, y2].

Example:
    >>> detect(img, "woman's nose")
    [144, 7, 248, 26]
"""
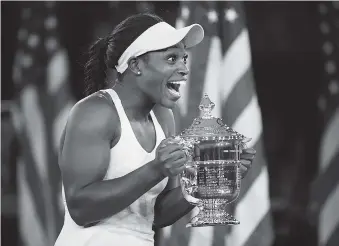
[178, 64, 189, 77]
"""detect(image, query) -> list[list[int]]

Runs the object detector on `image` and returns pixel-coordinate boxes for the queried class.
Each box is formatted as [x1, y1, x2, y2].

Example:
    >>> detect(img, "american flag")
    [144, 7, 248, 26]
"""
[310, 2, 339, 246]
[11, 2, 74, 245]
[156, 2, 274, 246]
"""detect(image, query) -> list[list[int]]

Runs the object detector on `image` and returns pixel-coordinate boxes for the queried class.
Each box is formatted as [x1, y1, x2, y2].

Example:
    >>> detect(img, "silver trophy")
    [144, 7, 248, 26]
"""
[173, 94, 251, 227]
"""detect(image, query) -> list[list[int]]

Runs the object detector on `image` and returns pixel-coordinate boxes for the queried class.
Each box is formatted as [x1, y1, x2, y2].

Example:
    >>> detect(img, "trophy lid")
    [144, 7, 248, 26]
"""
[179, 94, 251, 142]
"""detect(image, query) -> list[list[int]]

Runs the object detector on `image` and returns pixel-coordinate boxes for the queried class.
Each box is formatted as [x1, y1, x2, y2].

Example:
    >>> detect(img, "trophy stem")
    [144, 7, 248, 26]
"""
[186, 200, 240, 227]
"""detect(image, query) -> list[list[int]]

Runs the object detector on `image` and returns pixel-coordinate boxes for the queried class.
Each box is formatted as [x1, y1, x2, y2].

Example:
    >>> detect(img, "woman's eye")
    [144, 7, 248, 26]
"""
[167, 54, 188, 64]
[167, 56, 177, 63]
[183, 55, 188, 64]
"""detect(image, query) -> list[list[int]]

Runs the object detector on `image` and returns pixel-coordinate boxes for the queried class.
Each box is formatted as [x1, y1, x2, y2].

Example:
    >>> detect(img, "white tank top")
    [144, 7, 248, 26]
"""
[55, 89, 168, 246]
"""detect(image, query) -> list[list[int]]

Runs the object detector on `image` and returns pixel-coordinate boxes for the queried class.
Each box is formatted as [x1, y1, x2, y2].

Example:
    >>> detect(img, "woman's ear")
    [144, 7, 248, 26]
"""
[127, 56, 142, 76]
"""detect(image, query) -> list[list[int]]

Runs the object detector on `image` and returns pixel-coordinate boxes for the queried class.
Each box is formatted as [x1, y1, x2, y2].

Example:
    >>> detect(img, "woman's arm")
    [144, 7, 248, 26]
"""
[60, 95, 176, 227]
[153, 177, 194, 228]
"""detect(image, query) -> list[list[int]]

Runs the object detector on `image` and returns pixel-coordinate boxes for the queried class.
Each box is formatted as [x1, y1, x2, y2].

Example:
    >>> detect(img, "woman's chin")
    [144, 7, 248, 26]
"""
[159, 98, 177, 109]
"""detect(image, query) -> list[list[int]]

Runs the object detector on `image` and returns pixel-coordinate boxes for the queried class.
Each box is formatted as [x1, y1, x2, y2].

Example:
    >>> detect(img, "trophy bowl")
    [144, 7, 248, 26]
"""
[174, 94, 251, 227]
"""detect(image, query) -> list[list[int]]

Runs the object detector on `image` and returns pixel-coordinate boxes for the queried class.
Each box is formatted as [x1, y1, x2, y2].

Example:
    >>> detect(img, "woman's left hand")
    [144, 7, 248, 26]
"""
[239, 148, 256, 179]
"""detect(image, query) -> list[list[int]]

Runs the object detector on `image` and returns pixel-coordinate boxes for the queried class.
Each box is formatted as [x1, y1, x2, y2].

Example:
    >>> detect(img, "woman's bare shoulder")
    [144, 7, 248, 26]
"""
[67, 92, 119, 139]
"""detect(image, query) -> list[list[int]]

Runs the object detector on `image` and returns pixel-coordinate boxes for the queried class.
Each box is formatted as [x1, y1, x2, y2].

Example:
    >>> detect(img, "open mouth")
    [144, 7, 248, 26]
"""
[166, 81, 186, 97]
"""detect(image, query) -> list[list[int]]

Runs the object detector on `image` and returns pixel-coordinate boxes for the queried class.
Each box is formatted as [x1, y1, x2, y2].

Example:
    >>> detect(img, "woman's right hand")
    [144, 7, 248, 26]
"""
[155, 137, 188, 178]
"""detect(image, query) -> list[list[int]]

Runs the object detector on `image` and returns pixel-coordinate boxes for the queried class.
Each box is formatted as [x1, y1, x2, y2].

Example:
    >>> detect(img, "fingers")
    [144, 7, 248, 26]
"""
[166, 150, 187, 163]
[242, 148, 256, 155]
[239, 148, 254, 179]
[158, 138, 189, 162]
[159, 137, 187, 151]
[240, 148, 256, 161]
[241, 148, 256, 156]
[164, 161, 186, 177]
[241, 159, 251, 168]
[158, 144, 182, 155]
[157, 138, 191, 177]
[240, 153, 255, 160]
[159, 137, 182, 146]
[239, 165, 247, 179]
[239, 159, 251, 179]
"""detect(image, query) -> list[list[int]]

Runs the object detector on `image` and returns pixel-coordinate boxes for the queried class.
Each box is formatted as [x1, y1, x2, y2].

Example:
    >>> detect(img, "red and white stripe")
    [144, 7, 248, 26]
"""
[312, 3, 339, 246]
[318, 108, 339, 245]
[12, 2, 74, 245]
[221, 23, 272, 246]
[157, 2, 273, 246]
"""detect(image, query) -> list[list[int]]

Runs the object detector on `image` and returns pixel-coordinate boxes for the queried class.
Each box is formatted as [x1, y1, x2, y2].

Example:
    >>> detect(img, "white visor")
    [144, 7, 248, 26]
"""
[115, 21, 204, 74]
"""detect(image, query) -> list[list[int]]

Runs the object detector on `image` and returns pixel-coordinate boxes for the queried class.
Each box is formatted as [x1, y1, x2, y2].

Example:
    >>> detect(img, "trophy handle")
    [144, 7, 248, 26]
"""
[168, 136, 202, 206]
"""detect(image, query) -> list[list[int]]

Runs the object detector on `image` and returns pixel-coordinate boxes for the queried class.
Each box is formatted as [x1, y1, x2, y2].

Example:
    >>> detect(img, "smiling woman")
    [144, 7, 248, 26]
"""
[131, 42, 190, 107]
[54, 13, 205, 246]
[54, 12, 255, 246]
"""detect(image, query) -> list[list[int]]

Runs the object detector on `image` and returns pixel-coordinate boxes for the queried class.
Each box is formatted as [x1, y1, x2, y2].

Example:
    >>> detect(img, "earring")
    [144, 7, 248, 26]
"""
[137, 71, 141, 75]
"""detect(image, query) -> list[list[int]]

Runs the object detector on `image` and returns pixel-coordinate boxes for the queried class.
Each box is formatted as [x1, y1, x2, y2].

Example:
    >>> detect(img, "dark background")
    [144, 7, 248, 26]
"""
[2, 1, 333, 245]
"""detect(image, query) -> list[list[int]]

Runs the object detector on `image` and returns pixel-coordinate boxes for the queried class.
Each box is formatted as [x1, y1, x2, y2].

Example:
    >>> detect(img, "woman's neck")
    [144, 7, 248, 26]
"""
[112, 83, 155, 122]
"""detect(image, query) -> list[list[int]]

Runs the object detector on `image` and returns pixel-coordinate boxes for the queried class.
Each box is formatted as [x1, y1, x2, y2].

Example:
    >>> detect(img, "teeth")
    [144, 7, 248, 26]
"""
[168, 81, 186, 85]
[168, 88, 180, 97]
[167, 80, 185, 98]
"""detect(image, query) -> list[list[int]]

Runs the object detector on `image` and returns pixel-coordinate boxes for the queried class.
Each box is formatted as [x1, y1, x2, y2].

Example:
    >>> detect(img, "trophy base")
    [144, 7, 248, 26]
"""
[186, 209, 240, 227]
